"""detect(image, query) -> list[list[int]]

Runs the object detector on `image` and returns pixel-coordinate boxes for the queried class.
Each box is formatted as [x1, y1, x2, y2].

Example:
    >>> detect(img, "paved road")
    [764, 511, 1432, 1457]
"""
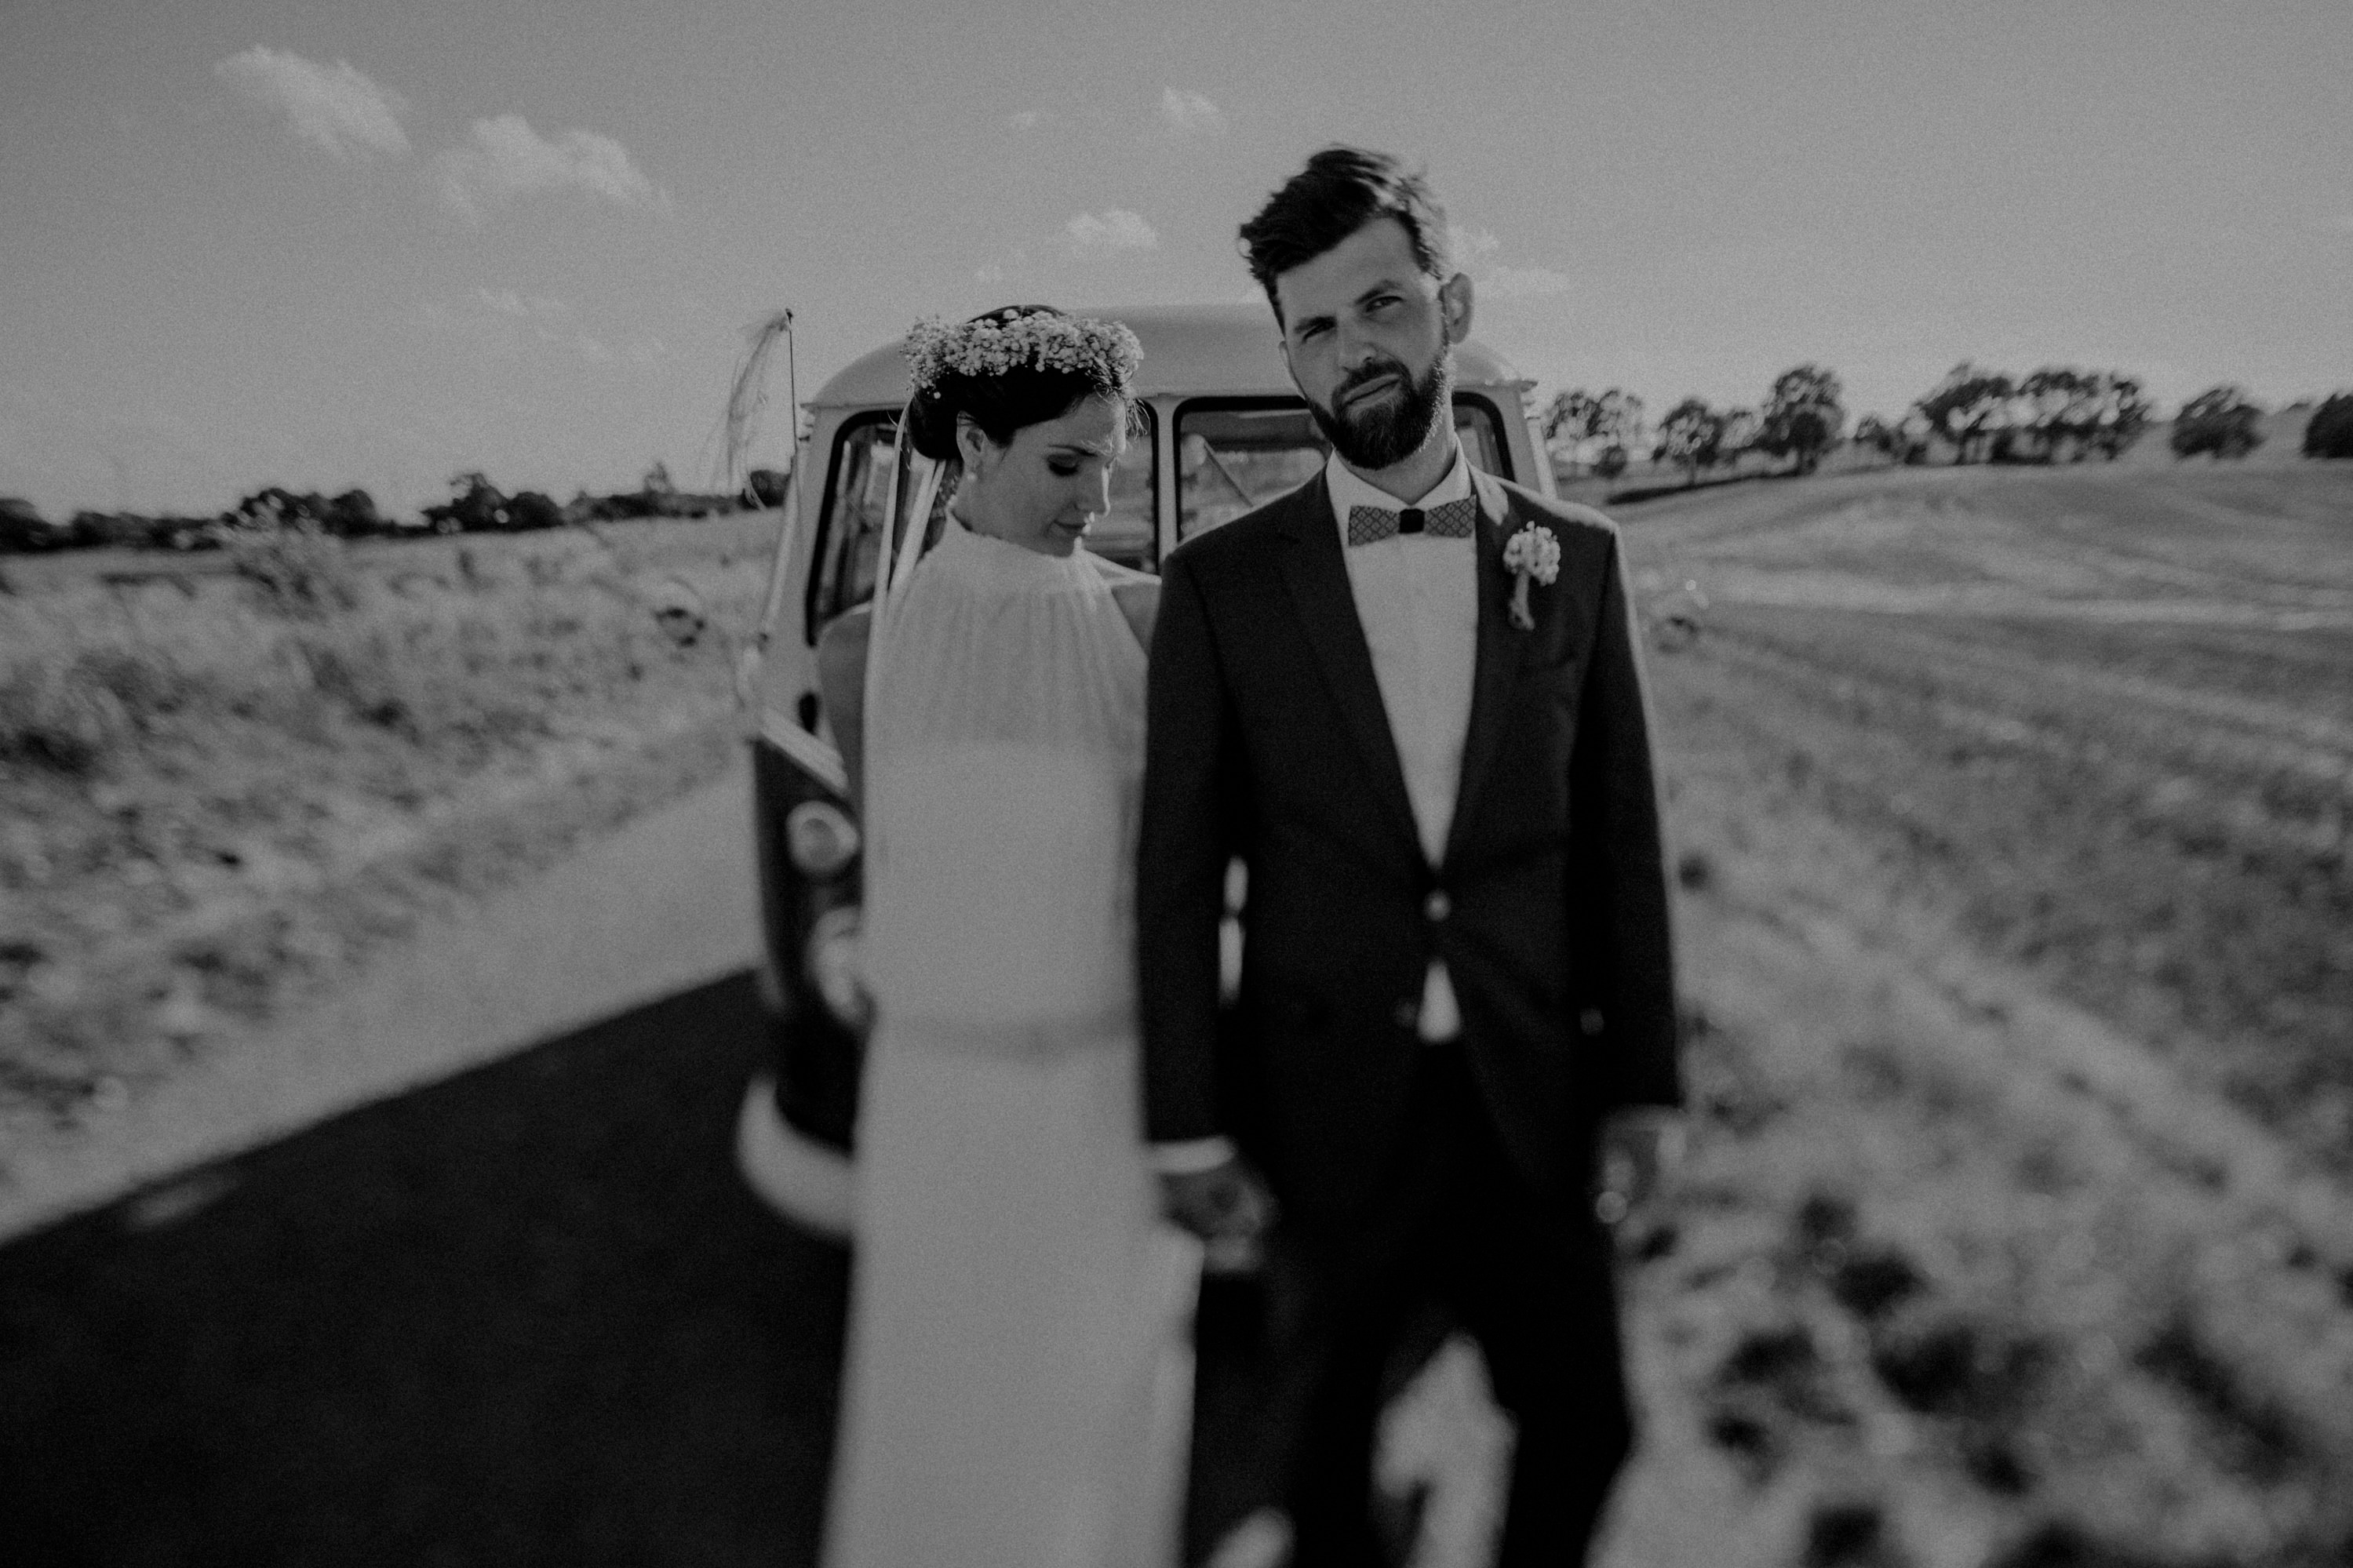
[2, 973, 850, 1568]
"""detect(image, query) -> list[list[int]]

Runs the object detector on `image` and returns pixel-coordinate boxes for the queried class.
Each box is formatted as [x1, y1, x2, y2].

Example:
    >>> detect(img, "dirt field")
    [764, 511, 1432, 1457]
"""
[1597, 460, 2353, 1567]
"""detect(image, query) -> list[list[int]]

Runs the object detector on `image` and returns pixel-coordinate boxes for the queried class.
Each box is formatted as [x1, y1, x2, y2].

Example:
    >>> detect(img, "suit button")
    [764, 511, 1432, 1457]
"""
[1393, 1000, 1420, 1029]
[1423, 890, 1452, 922]
[1579, 1007, 1606, 1037]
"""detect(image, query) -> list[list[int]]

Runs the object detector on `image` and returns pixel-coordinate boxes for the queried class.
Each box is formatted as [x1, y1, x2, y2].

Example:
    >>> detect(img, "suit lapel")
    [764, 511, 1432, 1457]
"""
[1443, 468, 1528, 871]
[1274, 475, 1422, 862]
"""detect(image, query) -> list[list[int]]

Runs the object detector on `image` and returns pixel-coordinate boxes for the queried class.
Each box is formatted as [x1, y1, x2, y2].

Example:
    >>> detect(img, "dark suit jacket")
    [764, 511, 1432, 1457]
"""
[1138, 465, 1680, 1225]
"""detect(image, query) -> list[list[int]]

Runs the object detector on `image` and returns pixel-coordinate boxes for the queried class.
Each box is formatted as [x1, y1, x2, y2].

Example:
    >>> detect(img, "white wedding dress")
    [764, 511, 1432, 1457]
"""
[824, 519, 1197, 1568]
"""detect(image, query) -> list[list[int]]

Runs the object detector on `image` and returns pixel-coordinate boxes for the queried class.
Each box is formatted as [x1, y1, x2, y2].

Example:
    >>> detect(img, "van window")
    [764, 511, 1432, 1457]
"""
[1091, 402, 1157, 568]
[1175, 395, 1512, 544]
[809, 407, 1158, 632]
[808, 413, 905, 628]
[1454, 395, 1510, 481]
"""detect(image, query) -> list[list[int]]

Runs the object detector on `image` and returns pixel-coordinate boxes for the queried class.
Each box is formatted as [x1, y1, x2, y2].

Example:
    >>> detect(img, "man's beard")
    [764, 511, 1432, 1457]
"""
[1307, 347, 1452, 472]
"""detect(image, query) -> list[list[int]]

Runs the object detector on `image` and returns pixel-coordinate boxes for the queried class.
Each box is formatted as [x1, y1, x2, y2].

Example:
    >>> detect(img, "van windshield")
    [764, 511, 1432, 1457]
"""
[1175, 396, 1511, 544]
[810, 407, 1158, 626]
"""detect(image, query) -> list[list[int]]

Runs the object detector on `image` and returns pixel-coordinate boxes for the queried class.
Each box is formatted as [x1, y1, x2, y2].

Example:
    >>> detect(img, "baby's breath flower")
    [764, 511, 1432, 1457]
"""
[1503, 523, 1561, 584]
[1503, 522, 1561, 631]
[904, 312, 1142, 396]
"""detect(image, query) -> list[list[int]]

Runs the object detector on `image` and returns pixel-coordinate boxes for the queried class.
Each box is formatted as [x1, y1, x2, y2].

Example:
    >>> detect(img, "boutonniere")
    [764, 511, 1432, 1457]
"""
[1502, 523, 1561, 631]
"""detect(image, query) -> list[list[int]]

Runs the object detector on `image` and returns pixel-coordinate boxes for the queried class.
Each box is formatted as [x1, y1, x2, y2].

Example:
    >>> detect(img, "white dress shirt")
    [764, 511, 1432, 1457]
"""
[1321, 446, 1477, 1045]
[1152, 446, 1483, 1178]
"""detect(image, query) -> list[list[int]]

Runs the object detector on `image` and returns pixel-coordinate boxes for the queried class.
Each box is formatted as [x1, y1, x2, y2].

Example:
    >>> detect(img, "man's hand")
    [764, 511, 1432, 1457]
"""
[1595, 1107, 1687, 1225]
[1159, 1155, 1277, 1274]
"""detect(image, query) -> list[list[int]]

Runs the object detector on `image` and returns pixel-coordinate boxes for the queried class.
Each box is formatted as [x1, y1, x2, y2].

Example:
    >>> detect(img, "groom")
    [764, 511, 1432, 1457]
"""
[1139, 147, 1684, 1565]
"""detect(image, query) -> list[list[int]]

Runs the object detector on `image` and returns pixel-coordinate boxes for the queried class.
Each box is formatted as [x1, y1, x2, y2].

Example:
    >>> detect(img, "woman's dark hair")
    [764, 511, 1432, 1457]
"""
[1237, 147, 1451, 324]
[905, 304, 1132, 462]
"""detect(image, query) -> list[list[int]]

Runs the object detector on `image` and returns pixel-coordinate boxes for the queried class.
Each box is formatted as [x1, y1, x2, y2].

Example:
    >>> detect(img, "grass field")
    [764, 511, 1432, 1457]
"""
[1637, 464, 2352, 1159]
[0, 518, 771, 1131]
[1596, 460, 2353, 1567]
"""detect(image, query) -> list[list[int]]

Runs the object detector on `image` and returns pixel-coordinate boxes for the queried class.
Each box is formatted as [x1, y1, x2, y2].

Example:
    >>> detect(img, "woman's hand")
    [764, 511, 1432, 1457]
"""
[1159, 1155, 1277, 1273]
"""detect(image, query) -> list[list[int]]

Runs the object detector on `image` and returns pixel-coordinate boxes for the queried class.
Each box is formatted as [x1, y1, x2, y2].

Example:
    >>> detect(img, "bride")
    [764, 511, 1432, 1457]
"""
[817, 306, 1198, 1568]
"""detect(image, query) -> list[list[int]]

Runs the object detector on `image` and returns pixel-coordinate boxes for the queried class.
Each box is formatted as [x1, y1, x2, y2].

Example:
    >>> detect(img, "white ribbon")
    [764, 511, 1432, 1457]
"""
[858, 402, 945, 1006]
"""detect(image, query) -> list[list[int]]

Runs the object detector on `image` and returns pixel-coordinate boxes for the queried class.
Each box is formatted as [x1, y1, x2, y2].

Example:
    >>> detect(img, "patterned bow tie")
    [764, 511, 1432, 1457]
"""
[1346, 497, 1478, 546]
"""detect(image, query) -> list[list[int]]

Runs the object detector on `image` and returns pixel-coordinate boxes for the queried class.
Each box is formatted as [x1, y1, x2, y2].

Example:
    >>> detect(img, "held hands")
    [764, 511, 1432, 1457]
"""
[1155, 1114, 1680, 1265]
[1594, 1106, 1688, 1226]
[1158, 1156, 1278, 1275]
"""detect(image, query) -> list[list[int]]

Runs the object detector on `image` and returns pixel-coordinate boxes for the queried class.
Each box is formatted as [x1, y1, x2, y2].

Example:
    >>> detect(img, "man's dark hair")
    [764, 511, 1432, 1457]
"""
[1237, 147, 1452, 322]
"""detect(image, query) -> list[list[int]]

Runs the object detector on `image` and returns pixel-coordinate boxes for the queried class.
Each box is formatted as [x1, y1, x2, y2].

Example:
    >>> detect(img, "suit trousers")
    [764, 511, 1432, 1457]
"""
[1238, 1044, 1633, 1567]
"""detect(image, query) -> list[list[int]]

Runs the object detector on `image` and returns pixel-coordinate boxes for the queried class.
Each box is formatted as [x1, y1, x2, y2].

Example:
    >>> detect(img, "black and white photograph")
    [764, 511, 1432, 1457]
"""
[4, 2, 2351, 1564]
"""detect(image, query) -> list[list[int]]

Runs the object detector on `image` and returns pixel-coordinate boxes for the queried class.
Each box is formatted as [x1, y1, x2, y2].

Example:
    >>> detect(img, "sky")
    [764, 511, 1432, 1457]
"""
[3, 0, 2348, 520]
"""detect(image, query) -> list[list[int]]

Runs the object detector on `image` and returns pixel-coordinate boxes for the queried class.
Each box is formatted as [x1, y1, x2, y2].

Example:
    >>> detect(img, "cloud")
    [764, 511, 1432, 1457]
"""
[1064, 209, 1157, 253]
[1446, 223, 1572, 300]
[421, 289, 610, 362]
[1448, 225, 1502, 264]
[1009, 109, 1051, 130]
[214, 46, 410, 159]
[473, 288, 570, 321]
[430, 115, 663, 220]
[974, 264, 1006, 284]
[1479, 264, 1574, 300]
[1160, 88, 1226, 136]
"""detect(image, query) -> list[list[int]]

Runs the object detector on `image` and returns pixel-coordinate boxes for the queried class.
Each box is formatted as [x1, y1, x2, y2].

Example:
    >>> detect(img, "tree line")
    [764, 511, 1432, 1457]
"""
[1544, 368, 2353, 489]
[0, 462, 788, 556]
[8, 373, 2351, 555]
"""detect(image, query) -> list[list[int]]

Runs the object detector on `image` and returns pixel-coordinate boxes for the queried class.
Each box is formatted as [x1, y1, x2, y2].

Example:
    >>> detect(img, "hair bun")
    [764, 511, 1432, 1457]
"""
[905, 387, 962, 461]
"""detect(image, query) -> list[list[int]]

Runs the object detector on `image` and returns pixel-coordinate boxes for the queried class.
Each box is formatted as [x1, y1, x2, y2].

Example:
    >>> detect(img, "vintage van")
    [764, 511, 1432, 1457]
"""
[731, 301, 1551, 1236]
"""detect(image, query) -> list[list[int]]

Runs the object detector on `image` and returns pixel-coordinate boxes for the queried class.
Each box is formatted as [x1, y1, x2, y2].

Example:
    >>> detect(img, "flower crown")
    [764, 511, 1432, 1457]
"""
[903, 311, 1142, 397]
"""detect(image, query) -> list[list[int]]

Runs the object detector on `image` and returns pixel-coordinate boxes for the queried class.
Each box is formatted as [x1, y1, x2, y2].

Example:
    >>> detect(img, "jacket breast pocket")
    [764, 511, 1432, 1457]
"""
[1521, 649, 1583, 688]
[1501, 664, 1583, 811]
[1516, 654, 1586, 726]
[1519, 597, 1589, 672]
